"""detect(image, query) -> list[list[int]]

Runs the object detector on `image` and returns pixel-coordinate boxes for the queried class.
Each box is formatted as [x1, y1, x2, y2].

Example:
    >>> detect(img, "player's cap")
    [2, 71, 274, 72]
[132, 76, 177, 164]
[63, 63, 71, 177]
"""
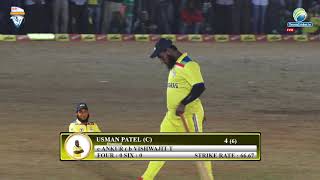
[150, 38, 173, 58]
[76, 103, 88, 112]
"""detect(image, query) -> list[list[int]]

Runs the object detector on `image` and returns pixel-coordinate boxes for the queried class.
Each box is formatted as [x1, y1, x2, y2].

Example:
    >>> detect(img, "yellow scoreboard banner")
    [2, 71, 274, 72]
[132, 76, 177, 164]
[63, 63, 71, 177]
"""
[161, 34, 176, 41]
[107, 34, 122, 41]
[214, 35, 229, 42]
[55, 34, 70, 41]
[27, 33, 55, 40]
[188, 34, 203, 42]
[1, 34, 319, 42]
[0, 35, 16, 41]
[81, 34, 96, 41]
[60, 132, 261, 161]
[294, 35, 309, 42]
[240, 34, 256, 42]
[135, 34, 150, 42]
[267, 34, 282, 42]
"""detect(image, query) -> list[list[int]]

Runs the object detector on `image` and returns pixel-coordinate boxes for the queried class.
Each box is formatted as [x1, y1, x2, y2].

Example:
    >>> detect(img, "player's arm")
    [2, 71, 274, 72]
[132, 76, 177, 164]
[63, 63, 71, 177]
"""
[73, 147, 84, 154]
[181, 83, 206, 105]
[74, 150, 83, 154]
[176, 83, 206, 116]
[177, 62, 205, 115]
[94, 123, 102, 132]
[69, 123, 75, 132]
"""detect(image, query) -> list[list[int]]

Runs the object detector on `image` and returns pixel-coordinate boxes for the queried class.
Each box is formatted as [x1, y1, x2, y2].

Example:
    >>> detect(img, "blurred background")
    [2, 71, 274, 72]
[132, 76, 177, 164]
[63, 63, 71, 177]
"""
[0, 0, 320, 35]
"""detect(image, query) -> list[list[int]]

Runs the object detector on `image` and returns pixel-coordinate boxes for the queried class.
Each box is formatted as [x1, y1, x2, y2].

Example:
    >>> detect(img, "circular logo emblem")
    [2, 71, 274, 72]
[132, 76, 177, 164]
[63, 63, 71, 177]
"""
[293, 8, 307, 22]
[64, 133, 92, 160]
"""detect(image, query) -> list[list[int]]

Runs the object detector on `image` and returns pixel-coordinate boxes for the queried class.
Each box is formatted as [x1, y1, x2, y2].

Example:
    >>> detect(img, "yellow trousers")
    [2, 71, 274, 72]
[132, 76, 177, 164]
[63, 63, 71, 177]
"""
[142, 106, 214, 180]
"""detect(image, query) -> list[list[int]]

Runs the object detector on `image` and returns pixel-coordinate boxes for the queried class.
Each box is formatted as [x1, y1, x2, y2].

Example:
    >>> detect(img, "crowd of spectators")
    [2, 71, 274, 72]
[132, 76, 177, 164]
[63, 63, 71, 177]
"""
[0, 0, 319, 34]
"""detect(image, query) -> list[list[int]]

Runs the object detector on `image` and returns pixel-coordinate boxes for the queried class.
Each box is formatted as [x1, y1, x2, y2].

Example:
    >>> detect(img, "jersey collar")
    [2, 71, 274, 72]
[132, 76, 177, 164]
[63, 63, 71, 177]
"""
[76, 119, 89, 125]
[76, 119, 82, 124]
[176, 53, 188, 63]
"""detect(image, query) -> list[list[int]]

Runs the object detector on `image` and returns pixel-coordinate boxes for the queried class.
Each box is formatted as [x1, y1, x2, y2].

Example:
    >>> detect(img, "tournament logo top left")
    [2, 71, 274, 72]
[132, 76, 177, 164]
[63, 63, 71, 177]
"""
[10, 6, 25, 29]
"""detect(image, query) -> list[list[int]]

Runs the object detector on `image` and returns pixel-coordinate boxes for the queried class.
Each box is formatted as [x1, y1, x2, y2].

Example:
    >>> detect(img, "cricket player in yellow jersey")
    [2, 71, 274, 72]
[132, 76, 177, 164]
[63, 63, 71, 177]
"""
[73, 140, 84, 158]
[69, 103, 101, 132]
[138, 38, 214, 180]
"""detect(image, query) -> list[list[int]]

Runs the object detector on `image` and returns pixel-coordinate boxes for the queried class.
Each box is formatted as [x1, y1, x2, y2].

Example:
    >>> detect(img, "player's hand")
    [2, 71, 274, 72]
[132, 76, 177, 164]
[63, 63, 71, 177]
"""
[176, 103, 185, 116]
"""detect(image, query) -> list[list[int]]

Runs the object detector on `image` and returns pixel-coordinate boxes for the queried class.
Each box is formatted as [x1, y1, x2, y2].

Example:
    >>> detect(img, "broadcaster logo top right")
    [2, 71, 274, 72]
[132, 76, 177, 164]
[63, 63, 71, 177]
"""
[287, 8, 313, 28]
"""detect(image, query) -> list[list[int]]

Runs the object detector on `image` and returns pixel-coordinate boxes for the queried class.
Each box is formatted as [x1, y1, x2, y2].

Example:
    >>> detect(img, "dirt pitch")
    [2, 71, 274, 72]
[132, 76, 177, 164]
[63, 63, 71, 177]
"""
[0, 41, 319, 180]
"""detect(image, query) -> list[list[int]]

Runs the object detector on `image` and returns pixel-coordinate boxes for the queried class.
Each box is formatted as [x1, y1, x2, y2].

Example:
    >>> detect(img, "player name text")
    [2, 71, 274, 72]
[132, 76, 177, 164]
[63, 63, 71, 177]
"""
[96, 136, 142, 143]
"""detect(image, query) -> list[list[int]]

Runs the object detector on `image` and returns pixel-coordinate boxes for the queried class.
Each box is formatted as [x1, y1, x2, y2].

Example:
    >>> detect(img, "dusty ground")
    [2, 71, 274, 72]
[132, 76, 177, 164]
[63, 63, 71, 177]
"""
[0, 41, 319, 180]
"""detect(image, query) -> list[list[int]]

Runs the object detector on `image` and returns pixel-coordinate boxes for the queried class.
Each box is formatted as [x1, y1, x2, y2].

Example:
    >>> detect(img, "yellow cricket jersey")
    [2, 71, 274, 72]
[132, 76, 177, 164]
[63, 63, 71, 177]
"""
[69, 119, 101, 132]
[167, 53, 204, 111]
[73, 146, 83, 158]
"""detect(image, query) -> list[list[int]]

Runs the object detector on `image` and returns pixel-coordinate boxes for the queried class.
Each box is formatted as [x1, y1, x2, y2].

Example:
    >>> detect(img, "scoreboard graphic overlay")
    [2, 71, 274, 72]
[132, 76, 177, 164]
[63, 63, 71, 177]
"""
[60, 133, 261, 161]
